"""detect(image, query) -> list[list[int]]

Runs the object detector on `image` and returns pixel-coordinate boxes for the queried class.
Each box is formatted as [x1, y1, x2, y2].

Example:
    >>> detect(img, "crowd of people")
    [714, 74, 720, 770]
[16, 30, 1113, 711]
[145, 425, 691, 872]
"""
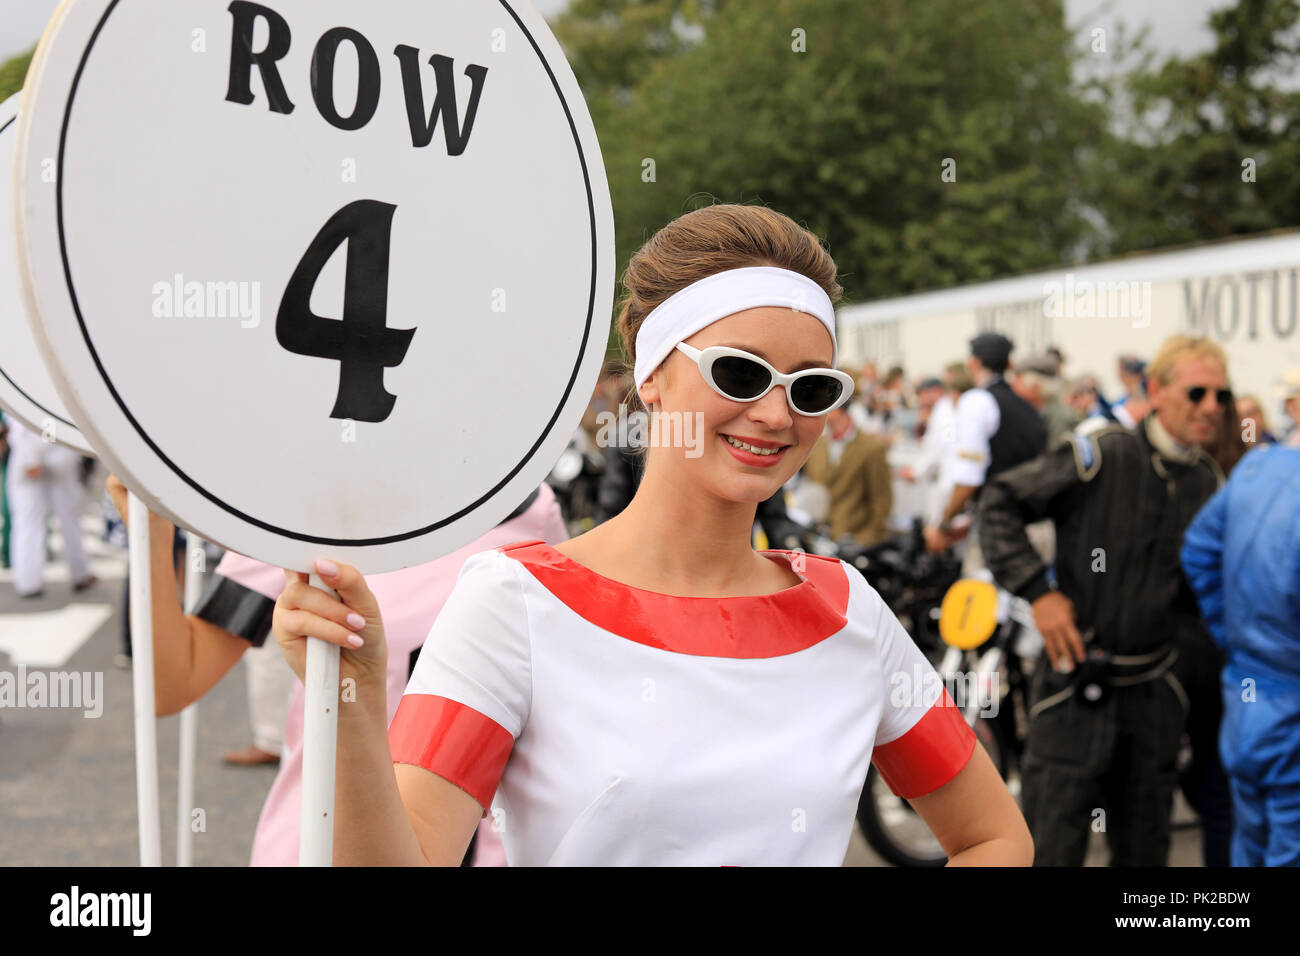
[835, 344, 1300, 547]
[782, 333, 1299, 866]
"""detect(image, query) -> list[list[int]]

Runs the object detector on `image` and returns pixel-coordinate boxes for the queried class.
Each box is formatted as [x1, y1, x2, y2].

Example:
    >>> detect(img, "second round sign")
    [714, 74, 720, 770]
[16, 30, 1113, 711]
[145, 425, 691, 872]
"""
[15, 0, 614, 572]
[0, 91, 94, 455]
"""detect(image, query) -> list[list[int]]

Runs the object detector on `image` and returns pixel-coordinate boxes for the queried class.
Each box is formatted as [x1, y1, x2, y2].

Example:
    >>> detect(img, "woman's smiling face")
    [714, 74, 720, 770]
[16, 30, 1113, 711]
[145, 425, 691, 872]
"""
[637, 306, 836, 503]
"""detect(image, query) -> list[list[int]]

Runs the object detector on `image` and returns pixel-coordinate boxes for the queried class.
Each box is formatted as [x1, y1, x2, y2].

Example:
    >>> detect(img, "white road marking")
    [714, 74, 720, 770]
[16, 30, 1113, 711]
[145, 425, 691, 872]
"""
[0, 603, 115, 667]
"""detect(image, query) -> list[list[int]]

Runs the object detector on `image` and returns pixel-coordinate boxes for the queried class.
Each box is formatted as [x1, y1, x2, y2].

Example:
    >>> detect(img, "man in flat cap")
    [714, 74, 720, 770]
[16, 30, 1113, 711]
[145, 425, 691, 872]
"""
[924, 332, 1046, 571]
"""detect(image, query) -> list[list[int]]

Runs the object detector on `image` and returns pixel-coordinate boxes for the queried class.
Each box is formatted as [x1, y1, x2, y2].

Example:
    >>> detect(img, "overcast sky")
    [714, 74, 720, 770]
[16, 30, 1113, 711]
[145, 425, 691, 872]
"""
[1, 0, 567, 61]
[1, 0, 58, 63]
[1, 0, 1227, 65]
[1069, 0, 1222, 54]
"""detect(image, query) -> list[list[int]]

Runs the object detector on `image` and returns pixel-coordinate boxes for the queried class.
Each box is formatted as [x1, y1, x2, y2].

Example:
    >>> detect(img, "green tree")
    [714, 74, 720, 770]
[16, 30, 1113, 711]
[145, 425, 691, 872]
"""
[554, 0, 723, 108]
[553, 1, 729, 358]
[557, 0, 1110, 336]
[0, 49, 33, 102]
[1095, 0, 1300, 253]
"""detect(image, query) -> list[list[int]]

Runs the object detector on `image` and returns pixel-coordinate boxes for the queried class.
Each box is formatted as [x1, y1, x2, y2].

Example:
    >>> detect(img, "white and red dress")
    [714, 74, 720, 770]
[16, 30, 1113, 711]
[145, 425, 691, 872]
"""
[389, 540, 976, 866]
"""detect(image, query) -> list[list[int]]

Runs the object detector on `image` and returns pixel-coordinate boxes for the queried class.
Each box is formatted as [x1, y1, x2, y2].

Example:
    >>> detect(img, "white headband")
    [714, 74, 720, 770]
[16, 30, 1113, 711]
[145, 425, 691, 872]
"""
[632, 266, 837, 390]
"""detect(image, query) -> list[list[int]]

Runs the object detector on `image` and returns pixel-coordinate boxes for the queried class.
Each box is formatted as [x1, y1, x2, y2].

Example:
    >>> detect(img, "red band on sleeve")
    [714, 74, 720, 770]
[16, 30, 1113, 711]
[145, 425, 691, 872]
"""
[389, 694, 514, 812]
[871, 688, 978, 799]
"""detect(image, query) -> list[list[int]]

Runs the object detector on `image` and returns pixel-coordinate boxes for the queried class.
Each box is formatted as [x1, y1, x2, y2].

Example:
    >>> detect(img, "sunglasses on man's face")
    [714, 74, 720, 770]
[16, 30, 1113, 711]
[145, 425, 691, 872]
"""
[675, 343, 855, 416]
[1186, 386, 1232, 407]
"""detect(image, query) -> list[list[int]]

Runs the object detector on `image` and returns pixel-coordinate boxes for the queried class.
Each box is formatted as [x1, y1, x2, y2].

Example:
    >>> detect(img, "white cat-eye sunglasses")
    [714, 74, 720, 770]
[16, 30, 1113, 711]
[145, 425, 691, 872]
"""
[675, 343, 855, 416]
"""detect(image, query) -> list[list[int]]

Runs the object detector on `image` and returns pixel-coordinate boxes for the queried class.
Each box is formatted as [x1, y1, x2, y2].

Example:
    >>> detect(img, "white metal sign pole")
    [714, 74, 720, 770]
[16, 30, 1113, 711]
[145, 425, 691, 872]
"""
[176, 705, 197, 866]
[127, 491, 161, 867]
[300, 573, 340, 867]
[176, 534, 206, 867]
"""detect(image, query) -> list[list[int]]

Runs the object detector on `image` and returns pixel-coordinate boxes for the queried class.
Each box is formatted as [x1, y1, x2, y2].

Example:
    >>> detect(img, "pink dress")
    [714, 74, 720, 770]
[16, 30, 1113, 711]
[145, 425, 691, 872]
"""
[209, 484, 567, 866]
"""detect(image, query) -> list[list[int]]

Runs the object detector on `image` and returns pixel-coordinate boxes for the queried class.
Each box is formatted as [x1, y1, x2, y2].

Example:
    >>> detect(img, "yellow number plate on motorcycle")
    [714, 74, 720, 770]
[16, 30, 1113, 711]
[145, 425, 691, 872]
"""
[939, 579, 998, 650]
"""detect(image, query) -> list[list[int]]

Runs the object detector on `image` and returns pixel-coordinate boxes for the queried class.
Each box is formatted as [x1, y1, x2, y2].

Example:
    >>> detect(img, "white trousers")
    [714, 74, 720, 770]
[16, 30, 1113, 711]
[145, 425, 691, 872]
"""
[6, 446, 91, 595]
[243, 636, 294, 755]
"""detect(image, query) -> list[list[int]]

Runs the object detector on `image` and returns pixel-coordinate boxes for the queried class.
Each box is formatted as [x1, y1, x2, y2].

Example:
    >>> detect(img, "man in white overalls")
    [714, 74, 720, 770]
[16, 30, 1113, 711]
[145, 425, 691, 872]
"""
[3, 414, 95, 598]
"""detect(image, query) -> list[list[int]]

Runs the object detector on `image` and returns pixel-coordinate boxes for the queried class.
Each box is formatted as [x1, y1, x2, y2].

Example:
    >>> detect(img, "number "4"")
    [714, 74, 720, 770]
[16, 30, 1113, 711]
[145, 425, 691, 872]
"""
[276, 200, 416, 423]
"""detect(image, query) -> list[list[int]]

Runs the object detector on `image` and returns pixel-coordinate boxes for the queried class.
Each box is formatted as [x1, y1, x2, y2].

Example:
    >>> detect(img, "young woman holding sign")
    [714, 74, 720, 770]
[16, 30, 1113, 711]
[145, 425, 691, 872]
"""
[273, 204, 1032, 866]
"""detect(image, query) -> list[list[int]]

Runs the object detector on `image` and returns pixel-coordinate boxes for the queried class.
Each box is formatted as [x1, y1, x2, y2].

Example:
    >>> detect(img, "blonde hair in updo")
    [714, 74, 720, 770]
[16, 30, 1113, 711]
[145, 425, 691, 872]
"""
[614, 204, 842, 412]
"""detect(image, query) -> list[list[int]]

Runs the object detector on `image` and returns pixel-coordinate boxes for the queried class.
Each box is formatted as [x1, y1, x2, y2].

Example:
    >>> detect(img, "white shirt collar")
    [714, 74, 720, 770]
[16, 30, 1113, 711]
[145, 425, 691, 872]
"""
[1146, 414, 1199, 465]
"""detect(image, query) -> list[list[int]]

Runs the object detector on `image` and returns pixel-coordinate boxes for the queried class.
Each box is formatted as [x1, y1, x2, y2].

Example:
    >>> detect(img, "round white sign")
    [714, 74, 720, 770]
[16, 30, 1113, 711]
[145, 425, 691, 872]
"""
[15, 0, 613, 572]
[0, 91, 94, 455]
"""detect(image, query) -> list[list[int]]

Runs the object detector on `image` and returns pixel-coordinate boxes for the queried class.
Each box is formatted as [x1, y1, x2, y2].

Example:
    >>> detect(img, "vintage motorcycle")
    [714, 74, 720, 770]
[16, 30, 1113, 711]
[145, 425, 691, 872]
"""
[853, 571, 1040, 866]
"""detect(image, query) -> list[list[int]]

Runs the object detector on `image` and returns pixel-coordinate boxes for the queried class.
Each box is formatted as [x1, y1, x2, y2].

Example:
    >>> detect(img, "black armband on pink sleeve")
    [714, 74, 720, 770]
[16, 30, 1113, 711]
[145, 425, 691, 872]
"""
[192, 574, 275, 647]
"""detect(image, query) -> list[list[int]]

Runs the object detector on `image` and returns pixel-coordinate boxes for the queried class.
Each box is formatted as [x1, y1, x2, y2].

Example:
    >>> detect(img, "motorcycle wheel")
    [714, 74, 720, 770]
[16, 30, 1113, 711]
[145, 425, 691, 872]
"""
[857, 716, 1013, 867]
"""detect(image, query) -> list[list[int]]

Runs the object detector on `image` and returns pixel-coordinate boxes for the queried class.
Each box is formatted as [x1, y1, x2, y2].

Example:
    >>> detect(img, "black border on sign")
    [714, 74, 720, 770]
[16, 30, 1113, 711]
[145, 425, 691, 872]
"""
[2, 112, 79, 431]
[0, 366, 77, 431]
[55, 0, 599, 545]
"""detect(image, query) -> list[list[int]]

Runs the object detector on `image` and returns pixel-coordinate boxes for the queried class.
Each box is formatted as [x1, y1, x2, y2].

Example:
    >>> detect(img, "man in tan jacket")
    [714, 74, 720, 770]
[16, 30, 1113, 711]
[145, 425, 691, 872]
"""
[802, 406, 894, 546]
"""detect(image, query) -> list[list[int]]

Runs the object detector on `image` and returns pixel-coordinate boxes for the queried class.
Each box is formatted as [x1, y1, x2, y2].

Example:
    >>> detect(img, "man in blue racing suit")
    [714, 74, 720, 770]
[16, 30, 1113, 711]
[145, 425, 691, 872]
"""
[1181, 443, 1300, 866]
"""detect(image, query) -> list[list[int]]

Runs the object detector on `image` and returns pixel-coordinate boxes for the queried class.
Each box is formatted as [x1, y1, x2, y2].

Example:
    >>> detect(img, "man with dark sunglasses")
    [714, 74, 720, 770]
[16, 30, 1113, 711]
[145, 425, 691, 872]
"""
[977, 335, 1229, 866]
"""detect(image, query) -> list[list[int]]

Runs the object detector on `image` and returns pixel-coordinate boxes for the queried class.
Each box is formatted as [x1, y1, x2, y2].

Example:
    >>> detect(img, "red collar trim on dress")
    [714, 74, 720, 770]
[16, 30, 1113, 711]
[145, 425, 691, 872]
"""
[494, 540, 850, 659]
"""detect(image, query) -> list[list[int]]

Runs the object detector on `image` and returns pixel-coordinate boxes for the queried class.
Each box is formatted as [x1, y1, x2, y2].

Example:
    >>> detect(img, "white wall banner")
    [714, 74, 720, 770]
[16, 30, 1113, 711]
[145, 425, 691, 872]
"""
[838, 233, 1300, 402]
